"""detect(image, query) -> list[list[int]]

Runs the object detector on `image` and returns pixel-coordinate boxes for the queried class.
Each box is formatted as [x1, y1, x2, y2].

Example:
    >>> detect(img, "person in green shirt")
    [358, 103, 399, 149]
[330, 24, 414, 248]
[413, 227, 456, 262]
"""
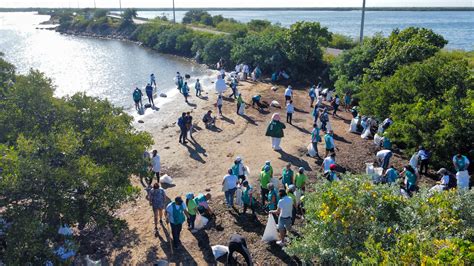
[237, 93, 244, 115]
[185, 192, 198, 231]
[295, 167, 308, 192]
[259, 165, 272, 205]
[261, 161, 273, 178]
[281, 163, 294, 189]
[266, 113, 286, 151]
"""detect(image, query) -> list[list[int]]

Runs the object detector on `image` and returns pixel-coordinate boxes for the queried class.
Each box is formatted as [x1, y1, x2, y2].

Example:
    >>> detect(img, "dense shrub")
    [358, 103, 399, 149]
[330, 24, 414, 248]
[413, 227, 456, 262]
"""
[329, 33, 356, 50]
[201, 37, 234, 68]
[287, 175, 474, 264]
[0, 55, 153, 263]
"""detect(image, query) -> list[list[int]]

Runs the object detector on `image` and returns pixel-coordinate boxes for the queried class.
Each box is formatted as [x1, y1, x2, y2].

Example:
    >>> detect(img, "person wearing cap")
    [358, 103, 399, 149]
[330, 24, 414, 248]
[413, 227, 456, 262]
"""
[322, 153, 336, 174]
[237, 93, 244, 115]
[231, 157, 247, 182]
[166, 196, 189, 248]
[284, 85, 293, 102]
[287, 185, 298, 225]
[328, 164, 339, 182]
[241, 180, 256, 216]
[222, 169, 238, 208]
[324, 130, 336, 157]
[430, 168, 454, 192]
[281, 163, 294, 189]
[266, 113, 286, 151]
[194, 193, 214, 217]
[259, 165, 272, 205]
[202, 110, 215, 128]
[383, 165, 399, 184]
[261, 161, 273, 178]
[295, 167, 308, 192]
[185, 193, 198, 231]
[270, 189, 293, 246]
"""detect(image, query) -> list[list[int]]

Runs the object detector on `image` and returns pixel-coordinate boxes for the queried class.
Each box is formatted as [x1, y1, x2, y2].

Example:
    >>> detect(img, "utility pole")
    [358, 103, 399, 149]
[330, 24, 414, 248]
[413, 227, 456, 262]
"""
[172, 0, 176, 23]
[94, 0, 96, 9]
[119, 0, 122, 11]
[359, 0, 366, 43]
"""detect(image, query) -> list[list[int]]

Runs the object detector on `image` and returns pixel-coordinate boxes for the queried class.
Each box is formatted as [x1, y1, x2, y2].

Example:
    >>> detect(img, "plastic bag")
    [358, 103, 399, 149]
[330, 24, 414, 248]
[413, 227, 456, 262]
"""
[238, 103, 245, 115]
[262, 214, 279, 242]
[211, 245, 229, 259]
[194, 214, 209, 230]
[245, 166, 251, 177]
[160, 174, 173, 184]
[374, 167, 384, 177]
[361, 127, 371, 139]
[349, 119, 359, 133]
[295, 189, 302, 206]
[326, 121, 332, 132]
[456, 170, 470, 189]
[270, 100, 280, 108]
[366, 163, 374, 175]
[235, 187, 243, 207]
[409, 153, 419, 171]
[307, 143, 317, 157]
[373, 134, 383, 146]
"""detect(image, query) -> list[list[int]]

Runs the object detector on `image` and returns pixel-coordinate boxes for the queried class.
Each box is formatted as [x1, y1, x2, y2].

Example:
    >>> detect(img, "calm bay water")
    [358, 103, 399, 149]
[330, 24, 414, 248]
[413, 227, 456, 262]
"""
[0, 12, 215, 112]
[139, 10, 474, 50]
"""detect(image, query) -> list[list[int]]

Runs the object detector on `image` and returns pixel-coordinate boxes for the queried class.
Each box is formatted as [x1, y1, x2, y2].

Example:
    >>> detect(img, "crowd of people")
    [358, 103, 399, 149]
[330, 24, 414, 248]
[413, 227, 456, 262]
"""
[132, 65, 471, 264]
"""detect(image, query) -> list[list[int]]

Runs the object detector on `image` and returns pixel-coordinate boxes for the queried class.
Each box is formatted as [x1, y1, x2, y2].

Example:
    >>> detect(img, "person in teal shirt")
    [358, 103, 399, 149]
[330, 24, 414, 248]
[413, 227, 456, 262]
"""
[166, 197, 189, 248]
[401, 165, 418, 195]
[452, 153, 470, 172]
[241, 181, 255, 216]
[383, 166, 399, 184]
[182, 82, 190, 103]
[324, 130, 336, 157]
[266, 183, 279, 212]
[281, 163, 294, 188]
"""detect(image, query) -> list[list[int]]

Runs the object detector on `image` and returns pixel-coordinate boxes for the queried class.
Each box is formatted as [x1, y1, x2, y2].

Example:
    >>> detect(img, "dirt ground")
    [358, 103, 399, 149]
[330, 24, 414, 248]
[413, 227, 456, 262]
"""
[82, 79, 435, 265]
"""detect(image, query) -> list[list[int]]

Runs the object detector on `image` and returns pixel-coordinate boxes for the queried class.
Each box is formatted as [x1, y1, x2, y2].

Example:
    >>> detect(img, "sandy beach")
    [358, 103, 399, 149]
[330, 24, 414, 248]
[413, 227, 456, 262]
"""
[77, 77, 416, 265]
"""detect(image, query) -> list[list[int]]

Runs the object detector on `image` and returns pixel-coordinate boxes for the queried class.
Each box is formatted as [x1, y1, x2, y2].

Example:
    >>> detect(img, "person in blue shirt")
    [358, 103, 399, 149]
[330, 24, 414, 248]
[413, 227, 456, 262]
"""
[417, 146, 430, 175]
[145, 83, 154, 106]
[178, 113, 188, 144]
[195, 79, 202, 97]
[182, 82, 190, 103]
[383, 165, 399, 184]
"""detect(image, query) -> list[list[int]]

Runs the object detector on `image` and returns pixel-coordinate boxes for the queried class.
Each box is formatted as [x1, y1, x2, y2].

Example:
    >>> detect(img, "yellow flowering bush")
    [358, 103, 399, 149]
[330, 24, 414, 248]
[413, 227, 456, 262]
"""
[286, 175, 474, 264]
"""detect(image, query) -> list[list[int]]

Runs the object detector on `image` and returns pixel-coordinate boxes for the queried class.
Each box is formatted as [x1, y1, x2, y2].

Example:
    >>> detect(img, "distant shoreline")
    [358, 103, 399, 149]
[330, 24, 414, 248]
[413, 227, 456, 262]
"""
[1, 7, 473, 12]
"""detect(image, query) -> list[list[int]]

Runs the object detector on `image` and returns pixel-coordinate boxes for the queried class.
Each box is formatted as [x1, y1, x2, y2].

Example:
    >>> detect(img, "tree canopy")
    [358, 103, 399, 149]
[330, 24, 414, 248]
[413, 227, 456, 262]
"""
[0, 55, 153, 264]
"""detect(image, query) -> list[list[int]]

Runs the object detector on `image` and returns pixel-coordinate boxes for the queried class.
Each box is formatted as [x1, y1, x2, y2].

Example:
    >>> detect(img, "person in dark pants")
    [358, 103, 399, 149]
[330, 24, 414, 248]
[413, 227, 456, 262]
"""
[178, 113, 188, 144]
[145, 83, 154, 106]
[417, 146, 430, 175]
[166, 197, 189, 249]
[227, 234, 253, 266]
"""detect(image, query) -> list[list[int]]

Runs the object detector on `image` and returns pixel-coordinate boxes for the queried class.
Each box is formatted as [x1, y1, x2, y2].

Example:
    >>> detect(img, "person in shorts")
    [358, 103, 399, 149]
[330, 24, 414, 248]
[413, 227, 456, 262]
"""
[270, 189, 293, 246]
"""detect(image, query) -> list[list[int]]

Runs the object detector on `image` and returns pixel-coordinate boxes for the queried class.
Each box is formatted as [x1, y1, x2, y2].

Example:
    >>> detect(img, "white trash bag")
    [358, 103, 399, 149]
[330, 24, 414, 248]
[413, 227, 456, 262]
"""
[366, 163, 375, 175]
[409, 153, 419, 173]
[456, 170, 470, 190]
[238, 102, 245, 115]
[349, 119, 358, 133]
[194, 214, 209, 230]
[270, 100, 280, 108]
[295, 189, 303, 206]
[307, 143, 317, 157]
[235, 187, 243, 207]
[374, 133, 383, 146]
[262, 214, 279, 242]
[160, 174, 173, 184]
[245, 166, 251, 177]
[211, 245, 229, 259]
[361, 127, 371, 139]
[326, 121, 332, 132]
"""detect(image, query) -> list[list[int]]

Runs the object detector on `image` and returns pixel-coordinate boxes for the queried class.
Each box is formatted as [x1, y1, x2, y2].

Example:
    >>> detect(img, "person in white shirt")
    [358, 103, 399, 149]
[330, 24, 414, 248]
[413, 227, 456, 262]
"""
[270, 189, 293, 246]
[376, 149, 393, 170]
[286, 100, 295, 124]
[222, 169, 239, 207]
[332, 95, 341, 117]
[429, 168, 453, 192]
[151, 150, 161, 185]
[322, 153, 336, 173]
[284, 86, 293, 102]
